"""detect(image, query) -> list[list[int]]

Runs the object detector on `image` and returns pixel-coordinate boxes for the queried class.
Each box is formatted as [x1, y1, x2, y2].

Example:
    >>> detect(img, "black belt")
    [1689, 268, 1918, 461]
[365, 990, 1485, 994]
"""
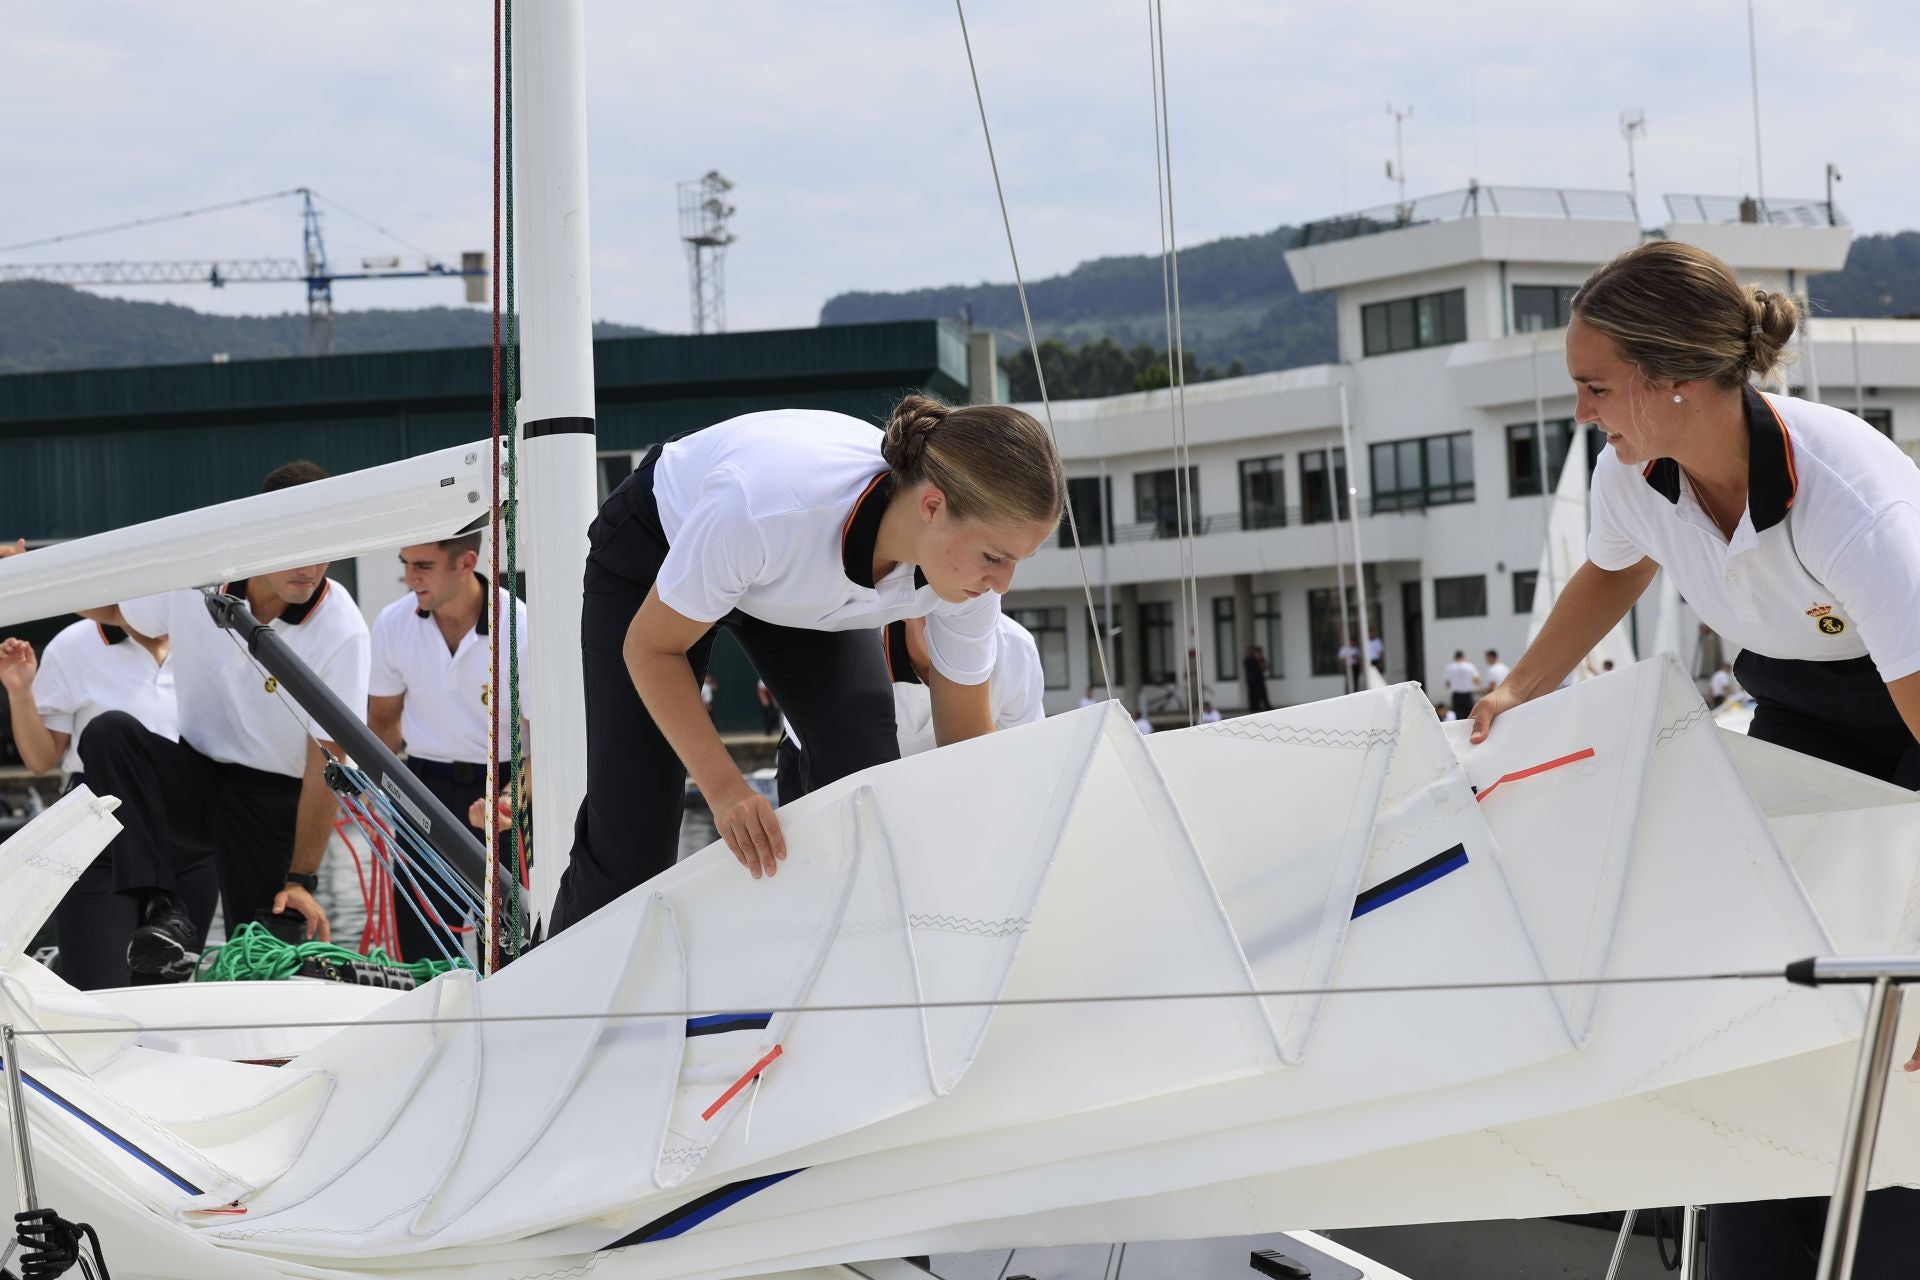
[408, 758, 509, 786]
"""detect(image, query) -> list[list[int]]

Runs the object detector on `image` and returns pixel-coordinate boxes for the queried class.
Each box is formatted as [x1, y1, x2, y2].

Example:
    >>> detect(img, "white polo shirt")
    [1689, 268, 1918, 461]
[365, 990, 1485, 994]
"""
[652, 409, 1002, 686]
[1485, 661, 1510, 688]
[890, 613, 1048, 756]
[33, 620, 178, 778]
[1442, 659, 1479, 694]
[368, 576, 529, 765]
[1589, 387, 1920, 683]
[120, 578, 371, 778]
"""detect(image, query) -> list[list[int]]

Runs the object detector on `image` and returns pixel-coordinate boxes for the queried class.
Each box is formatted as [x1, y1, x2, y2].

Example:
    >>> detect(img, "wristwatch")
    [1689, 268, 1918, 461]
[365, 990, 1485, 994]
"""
[284, 871, 320, 893]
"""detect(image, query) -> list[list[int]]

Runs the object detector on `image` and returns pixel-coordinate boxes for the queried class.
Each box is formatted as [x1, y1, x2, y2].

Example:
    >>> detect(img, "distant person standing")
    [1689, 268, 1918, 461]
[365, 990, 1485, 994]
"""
[1366, 630, 1385, 675]
[1484, 650, 1510, 691]
[1709, 661, 1736, 707]
[1242, 644, 1271, 711]
[1337, 641, 1360, 692]
[367, 533, 529, 963]
[1133, 707, 1154, 735]
[1442, 650, 1480, 721]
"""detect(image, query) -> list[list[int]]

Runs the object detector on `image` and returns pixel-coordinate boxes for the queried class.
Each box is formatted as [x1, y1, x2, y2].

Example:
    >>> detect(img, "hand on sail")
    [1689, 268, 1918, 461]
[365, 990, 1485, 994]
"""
[710, 780, 786, 880]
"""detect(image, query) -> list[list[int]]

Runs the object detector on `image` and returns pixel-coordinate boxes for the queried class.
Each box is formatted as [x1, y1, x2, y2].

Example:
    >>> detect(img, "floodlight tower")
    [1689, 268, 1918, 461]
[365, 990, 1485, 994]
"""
[1620, 110, 1648, 224]
[679, 171, 737, 334]
[1385, 103, 1413, 218]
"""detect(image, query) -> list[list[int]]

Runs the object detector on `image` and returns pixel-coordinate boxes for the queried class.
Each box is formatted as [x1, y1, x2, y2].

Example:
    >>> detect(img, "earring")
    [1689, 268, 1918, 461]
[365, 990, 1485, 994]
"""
[1672, 394, 1684, 404]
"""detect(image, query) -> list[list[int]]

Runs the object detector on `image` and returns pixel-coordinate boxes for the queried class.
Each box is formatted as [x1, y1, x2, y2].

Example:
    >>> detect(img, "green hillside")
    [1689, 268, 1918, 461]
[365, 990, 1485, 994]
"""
[0, 281, 649, 374]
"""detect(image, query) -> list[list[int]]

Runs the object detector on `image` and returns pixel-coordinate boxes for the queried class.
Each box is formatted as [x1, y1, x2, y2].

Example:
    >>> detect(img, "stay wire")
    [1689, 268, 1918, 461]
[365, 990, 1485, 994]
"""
[9, 967, 1786, 1038]
[0, 189, 305, 255]
[953, 0, 1113, 704]
[487, 0, 506, 973]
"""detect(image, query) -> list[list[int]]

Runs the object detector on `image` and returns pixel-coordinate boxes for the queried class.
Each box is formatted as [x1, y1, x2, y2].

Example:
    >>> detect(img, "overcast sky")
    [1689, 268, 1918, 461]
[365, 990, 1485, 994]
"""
[7, 1, 1914, 335]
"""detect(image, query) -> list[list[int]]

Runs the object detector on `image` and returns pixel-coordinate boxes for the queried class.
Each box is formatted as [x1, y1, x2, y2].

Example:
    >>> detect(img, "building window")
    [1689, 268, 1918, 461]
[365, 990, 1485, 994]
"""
[1007, 607, 1069, 690]
[1139, 601, 1175, 684]
[1213, 597, 1237, 676]
[1299, 447, 1349, 524]
[1238, 455, 1287, 529]
[1505, 419, 1577, 497]
[1134, 467, 1201, 538]
[1061, 475, 1113, 548]
[1361, 288, 1468, 357]
[1086, 605, 1123, 692]
[1253, 591, 1282, 677]
[1512, 284, 1579, 333]
[1512, 570, 1538, 615]
[1370, 431, 1474, 511]
[1307, 587, 1376, 677]
[1434, 575, 1488, 619]
[1864, 408, 1893, 438]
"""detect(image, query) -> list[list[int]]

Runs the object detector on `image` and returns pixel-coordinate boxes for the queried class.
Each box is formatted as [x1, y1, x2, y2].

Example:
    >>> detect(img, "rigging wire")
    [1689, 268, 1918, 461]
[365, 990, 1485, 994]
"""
[1147, 0, 1201, 726]
[487, 0, 507, 973]
[305, 190, 446, 265]
[952, 0, 1113, 703]
[8, 966, 1789, 1039]
[0, 189, 305, 255]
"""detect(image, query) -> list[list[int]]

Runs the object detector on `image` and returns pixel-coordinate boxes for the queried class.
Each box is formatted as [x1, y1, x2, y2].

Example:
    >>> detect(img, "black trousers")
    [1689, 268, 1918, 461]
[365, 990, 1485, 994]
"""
[547, 451, 898, 935]
[774, 734, 808, 807]
[1450, 691, 1475, 720]
[386, 767, 488, 965]
[1246, 678, 1271, 713]
[60, 712, 297, 988]
[1702, 652, 1920, 1278]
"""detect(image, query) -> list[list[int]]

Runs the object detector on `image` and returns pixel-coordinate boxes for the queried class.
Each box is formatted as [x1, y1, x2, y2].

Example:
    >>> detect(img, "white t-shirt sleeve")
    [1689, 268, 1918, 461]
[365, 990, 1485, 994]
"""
[118, 592, 174, 638]
[1823, 501, 1920, 683]
[312, 628, 373, 743]
[1587, 459, 1648, 572]
[991, 621, 1047, 729]
[654, 468, 768, 624]
[366, 611, 406, 698]
[31, 640, 77, 737]
[925, 592, 1000, 686]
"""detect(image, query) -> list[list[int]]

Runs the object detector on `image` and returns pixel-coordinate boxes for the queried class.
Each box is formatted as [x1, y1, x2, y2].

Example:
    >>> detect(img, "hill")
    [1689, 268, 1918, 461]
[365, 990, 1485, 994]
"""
[820, 228, 1920, 389]
[0, 281, 650, 374]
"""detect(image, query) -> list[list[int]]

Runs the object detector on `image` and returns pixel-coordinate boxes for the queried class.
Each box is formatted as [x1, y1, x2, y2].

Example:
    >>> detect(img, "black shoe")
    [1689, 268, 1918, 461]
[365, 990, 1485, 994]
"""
[127, 895, 199, 980]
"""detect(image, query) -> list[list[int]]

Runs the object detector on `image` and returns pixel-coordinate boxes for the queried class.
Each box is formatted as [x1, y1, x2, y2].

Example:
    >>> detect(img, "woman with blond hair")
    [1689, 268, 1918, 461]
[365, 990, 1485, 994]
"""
[548, 396, 1063, 933]
[1470, 239, 1920, 1278]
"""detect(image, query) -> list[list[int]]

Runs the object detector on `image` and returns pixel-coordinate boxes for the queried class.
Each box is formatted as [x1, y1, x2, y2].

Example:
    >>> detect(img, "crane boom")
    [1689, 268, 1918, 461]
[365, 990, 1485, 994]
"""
[0, 259, 475, 287]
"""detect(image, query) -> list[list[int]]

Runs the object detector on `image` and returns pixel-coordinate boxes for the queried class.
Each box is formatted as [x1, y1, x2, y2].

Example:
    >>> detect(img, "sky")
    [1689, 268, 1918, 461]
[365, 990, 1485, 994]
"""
[6, 1, 1916, 335]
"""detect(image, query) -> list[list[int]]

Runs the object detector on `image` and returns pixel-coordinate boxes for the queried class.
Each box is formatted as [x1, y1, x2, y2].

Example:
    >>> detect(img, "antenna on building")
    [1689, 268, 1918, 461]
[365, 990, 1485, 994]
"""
[1620, 110, 1648, 225]
[1385, 103, 1413, 218]
[1825, 162, 1843, 226]
[679, 171, 737, 334]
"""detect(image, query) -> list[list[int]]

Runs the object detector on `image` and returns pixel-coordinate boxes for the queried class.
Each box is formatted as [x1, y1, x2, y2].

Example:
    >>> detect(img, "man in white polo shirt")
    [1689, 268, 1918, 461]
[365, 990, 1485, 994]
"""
[1, 607, 200, 989]
[1441, 650, 1480, 721]
[80, 461, 371, 984]
[368, 532, 528, 962]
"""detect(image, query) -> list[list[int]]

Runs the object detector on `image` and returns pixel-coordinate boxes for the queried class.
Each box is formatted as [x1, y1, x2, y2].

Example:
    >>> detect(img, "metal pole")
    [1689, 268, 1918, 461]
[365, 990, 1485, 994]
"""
[1330, 462, 1353, 694]
[1603, 1209, 1638, 1280]
[1680, 1205, 1702, 1280]
[1815, 975, 1905, 1279]
[514, 0, 600, 932]
[1745, 0, 1766, 209]
[1099, 456, 1114, 699]
[4, 1024, 38, 1216]
[1852, 326, 1866, 419]
[1337, 384, 1373, 682]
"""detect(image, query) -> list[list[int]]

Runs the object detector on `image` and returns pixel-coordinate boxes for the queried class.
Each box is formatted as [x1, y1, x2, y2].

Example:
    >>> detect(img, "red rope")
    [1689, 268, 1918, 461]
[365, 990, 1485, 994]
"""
[486, 0, 505, 975]
[1475, 747, 1597, 804]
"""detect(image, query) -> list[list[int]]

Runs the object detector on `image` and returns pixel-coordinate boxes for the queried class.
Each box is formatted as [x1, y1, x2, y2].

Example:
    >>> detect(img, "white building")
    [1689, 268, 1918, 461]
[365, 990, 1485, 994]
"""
[1004, 186, 1920, 717]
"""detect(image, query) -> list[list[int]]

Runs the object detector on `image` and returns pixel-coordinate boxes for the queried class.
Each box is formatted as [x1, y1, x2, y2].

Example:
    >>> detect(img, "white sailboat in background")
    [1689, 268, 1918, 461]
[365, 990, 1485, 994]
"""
[1526, 439, 1637, 678]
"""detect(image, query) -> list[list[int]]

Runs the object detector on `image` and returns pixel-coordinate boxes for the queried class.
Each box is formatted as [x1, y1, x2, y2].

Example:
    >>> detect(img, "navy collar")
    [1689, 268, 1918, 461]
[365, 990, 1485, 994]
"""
[1640, 384, 1798, 532]
[96, 622, 128, 645]
[416, 571, 492, 635]
[841, 474, 928, 591]
[225, 578, 329, 625]
[883, 618, 924, 686]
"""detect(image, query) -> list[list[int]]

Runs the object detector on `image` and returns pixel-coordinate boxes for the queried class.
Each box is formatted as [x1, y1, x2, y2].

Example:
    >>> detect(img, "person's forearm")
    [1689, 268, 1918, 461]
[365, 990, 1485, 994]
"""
[8, 697, 62, 775]
[627, 641, 742, 798]
[290, 741, 340, 875]
[929, 673, 994, 746]
[369, 716, 403, 753]
[1503, 558, 1657, 699]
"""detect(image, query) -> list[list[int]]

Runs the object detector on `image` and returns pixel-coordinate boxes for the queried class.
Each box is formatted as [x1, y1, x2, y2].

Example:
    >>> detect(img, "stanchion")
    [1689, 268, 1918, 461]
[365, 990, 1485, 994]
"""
[1603, 1208, 1638, 1280]
[1784, 955, 1920, 1279]
[3, 1023, 39, 1275]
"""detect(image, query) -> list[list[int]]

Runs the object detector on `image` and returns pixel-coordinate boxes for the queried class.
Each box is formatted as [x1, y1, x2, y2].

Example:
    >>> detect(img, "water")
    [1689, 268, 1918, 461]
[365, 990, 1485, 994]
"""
[313, 798, 719, 953]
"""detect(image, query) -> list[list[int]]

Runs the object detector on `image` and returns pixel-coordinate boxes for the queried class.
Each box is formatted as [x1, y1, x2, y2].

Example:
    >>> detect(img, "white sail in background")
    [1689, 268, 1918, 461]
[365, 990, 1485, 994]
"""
[1527, 440, 1636, 677]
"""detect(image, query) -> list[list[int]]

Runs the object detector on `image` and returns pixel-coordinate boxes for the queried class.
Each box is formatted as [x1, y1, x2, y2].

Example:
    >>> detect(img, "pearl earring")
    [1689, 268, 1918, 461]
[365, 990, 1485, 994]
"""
[1673, 394, 1684, 404]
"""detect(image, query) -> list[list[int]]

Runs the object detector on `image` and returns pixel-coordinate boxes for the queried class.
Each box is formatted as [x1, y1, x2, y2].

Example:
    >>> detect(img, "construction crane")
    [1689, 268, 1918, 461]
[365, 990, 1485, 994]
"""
[0, 187, 487, 355]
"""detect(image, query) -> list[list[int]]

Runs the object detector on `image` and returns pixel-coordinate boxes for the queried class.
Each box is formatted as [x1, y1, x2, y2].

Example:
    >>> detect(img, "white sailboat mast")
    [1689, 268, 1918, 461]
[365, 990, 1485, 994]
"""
[512, 0, 598, 929]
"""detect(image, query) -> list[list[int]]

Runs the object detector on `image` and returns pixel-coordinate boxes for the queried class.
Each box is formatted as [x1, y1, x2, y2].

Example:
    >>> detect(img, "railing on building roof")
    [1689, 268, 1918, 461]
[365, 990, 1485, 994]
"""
[1294, 185, 1639, 249]
[1662, 194, 1844, 228]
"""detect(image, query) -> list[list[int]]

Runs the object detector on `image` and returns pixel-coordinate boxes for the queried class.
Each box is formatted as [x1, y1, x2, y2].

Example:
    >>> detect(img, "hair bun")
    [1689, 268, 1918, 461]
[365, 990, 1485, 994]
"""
[883, 393, 948, 473]
[1745, 285, 1799, 379]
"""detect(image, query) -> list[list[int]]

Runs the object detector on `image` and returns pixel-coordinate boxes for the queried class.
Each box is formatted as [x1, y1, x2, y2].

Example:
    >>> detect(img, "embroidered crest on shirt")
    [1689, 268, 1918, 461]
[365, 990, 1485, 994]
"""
[1818, 616, 1846, 635]
[1806, 604, 1832, 618]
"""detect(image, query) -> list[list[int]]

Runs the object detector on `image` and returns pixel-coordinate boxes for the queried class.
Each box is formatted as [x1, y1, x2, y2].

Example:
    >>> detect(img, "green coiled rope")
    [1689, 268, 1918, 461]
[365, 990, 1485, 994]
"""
[196, 922, 468, 984]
